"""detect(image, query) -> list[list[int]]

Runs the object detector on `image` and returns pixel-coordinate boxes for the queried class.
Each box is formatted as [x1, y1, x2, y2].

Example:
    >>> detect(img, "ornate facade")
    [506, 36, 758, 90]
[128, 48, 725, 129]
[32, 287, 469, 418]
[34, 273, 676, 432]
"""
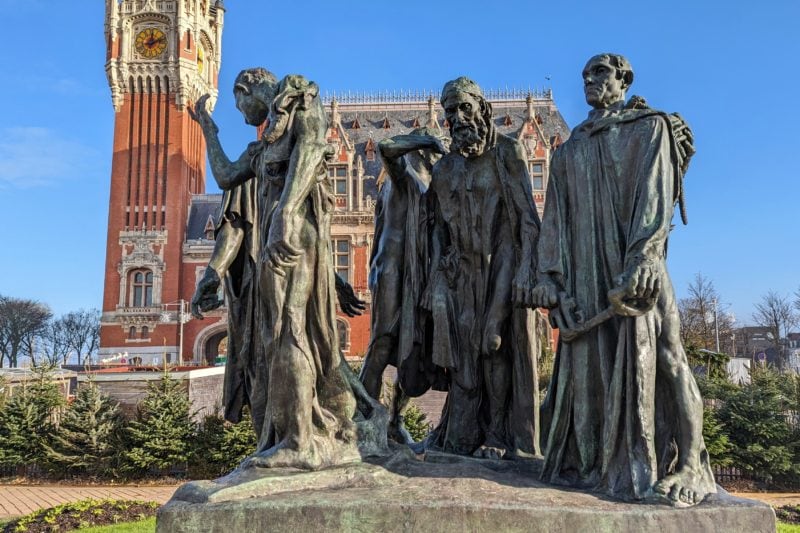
[99, 3, 568, 363]
[99, 0, 227, 364]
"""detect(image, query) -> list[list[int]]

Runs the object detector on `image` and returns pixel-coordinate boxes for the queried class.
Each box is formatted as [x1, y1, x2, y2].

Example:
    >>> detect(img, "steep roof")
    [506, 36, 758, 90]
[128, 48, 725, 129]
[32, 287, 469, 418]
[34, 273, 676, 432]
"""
[186, 91, 572, 238]
[186, 194, 222, 241]
[325, 91, 570, 202]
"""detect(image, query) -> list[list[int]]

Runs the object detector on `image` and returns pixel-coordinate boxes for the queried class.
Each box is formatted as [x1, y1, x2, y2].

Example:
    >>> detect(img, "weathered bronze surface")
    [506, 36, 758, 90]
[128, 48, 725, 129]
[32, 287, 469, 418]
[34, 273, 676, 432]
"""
[358, 128, 448, 443]
[533, 54, 715, 506]
[190, 68, 387, 471]
[158, 454, 774, 533]
[422, 77, 542, 459]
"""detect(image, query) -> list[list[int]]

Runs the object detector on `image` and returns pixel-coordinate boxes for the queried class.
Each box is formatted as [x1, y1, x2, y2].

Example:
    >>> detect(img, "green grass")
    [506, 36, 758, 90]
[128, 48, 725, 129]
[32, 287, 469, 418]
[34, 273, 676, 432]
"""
[76, 517, 156, 532]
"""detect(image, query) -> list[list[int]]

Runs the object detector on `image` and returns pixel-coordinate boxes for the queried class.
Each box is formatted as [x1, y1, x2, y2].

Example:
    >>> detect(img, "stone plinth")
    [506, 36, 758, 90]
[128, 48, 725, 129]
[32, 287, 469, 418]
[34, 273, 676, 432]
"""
[158, 453, 775, 533]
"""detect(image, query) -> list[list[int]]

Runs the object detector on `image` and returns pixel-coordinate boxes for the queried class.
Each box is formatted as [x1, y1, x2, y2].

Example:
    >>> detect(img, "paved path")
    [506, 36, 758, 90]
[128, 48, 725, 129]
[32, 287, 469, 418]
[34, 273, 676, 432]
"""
[0, 484, 179, 519]
[733, 492, 800, 508]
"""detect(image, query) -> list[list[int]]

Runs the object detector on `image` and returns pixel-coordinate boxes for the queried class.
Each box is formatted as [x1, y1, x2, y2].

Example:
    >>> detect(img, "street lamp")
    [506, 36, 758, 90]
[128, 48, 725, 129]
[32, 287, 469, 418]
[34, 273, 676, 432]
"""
[161, 299, 191, 364]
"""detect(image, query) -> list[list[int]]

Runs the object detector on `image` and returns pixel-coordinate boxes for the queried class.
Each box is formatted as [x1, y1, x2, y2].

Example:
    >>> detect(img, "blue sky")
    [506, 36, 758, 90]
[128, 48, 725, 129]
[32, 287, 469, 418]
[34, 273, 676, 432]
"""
[0, 0, 798, 326]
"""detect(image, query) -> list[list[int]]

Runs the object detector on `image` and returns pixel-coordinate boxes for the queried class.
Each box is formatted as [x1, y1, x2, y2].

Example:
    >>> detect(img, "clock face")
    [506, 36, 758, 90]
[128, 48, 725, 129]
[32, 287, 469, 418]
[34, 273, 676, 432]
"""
[197, 46, 205, 74]
[135, 28, 167, 59]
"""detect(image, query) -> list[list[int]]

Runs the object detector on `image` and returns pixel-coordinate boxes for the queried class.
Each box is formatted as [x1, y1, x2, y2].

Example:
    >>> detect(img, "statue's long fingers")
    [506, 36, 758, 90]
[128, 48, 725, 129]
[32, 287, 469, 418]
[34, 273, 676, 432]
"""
[652, 277, 662, 301]
[270, 251, 294, 269]
[633, 269, 650, 298]
[278, 241, 303, 258]
[640, 270, 653, 299]
[267, 258, 287, 277]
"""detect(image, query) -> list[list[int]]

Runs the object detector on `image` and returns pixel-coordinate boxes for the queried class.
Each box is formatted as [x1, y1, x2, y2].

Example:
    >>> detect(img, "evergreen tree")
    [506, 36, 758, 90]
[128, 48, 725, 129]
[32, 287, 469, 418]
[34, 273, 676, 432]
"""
[43, 382, 124, 477]
[717, 366, 800, 483]
[0, 367, 63, 471]
[401, 402, 432, 443]
[702, 405, 734, 468]
[122, 374, 195, 476]
[188, 408, 256, 479]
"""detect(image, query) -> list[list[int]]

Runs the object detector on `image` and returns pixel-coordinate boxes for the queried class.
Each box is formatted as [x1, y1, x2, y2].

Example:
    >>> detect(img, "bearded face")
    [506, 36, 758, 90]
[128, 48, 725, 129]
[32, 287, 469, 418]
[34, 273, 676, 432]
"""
[443, 91, 489, 157]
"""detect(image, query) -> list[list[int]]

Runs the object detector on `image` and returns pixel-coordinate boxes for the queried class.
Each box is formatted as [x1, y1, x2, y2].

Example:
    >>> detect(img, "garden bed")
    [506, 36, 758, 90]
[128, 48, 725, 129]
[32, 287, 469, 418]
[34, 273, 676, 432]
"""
[2, 499, 158, 533]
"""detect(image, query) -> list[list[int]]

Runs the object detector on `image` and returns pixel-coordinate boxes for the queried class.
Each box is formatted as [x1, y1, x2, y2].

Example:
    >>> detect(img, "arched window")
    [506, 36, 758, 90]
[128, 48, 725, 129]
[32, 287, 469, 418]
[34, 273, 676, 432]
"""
[140, 326, 149, 339]
[128, 326, 137, 340]
[130, 269, 154, 307]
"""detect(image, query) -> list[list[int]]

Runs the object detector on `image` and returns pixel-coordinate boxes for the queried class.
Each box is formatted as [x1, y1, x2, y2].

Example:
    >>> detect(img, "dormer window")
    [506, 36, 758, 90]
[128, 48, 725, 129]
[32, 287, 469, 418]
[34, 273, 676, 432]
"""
[204, 214, 215, 241]
[365, 138, 376, 162]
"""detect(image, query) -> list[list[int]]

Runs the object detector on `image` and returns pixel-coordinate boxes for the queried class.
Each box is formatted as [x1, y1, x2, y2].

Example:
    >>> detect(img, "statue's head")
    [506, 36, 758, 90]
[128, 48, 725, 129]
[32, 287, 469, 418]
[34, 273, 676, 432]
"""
[582, 54, 633, 109]
[441, 77, 494, 158]
[233, 68, 278, 126]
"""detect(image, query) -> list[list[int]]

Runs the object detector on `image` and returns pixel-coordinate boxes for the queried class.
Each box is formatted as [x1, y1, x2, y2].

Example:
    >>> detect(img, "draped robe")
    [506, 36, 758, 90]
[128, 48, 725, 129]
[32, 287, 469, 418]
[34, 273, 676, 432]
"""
[538, 106, 714, 499]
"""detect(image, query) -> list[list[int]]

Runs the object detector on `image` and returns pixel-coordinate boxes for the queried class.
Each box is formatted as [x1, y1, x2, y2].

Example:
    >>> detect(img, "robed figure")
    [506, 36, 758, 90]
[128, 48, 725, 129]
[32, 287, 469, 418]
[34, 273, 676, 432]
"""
[424, 78, 541, 459]
[191, 69, 386, 471]
[533, 54, 716, 506]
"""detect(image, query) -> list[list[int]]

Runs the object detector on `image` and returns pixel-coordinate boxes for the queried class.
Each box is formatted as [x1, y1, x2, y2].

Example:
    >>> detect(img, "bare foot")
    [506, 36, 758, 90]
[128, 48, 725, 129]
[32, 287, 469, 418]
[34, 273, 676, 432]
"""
[652, 467, 716, 507]
[242, 445, 323, 471]
[472, 444, 506, 460]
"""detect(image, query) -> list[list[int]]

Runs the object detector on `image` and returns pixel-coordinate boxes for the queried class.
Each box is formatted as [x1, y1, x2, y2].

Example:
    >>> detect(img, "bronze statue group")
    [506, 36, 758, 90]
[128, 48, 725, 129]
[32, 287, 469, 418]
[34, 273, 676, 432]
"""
[190, 53, 716, 508]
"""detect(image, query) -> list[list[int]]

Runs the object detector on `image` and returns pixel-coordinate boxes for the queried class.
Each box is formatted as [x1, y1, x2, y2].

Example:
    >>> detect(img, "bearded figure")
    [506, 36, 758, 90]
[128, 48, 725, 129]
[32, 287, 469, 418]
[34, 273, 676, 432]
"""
[423, 77, 541, 459]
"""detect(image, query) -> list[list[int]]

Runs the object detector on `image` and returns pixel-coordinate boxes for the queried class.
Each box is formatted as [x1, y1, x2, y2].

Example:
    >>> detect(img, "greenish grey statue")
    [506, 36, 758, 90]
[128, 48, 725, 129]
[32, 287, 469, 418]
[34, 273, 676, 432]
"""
[533, 54, 715, 506]
[358, 127, 448, 444]
[422, 77, 542, 459]
[190, 68, 386, 471]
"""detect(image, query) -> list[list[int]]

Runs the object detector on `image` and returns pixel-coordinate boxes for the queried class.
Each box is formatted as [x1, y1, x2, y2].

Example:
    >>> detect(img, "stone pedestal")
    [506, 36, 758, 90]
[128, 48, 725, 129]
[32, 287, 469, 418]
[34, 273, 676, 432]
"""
[158, 453, 775, 533]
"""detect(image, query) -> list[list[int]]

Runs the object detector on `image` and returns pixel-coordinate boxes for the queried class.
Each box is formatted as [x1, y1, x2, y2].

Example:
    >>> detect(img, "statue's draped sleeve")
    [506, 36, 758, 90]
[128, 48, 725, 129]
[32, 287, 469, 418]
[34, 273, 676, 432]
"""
[536, 145, 568, 289]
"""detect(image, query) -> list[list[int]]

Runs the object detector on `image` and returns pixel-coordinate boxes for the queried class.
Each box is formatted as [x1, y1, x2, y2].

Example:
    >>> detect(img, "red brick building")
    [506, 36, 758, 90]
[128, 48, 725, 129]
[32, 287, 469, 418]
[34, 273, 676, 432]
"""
[99, 2, 568, 364]
[99, 0, 226, 365]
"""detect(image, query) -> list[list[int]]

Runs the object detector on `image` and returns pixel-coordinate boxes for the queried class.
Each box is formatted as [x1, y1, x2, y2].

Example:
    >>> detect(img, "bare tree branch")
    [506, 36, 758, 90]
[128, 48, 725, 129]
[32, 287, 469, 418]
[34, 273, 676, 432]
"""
[61, 309, 101, 365]
[0, 295, 52, 368]
[678, 273, 734, 352]
[753, 291, 799, 367]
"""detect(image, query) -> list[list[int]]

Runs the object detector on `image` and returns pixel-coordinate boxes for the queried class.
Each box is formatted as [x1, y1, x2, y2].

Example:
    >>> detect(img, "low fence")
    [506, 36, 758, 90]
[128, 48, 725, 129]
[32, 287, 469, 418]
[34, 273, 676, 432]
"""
[714, 466, 800, 490]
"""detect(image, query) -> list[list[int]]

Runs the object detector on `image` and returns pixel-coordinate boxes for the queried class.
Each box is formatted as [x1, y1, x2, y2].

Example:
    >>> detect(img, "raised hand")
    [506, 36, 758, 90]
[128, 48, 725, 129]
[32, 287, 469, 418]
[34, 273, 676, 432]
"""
[188, 94, 219, 135]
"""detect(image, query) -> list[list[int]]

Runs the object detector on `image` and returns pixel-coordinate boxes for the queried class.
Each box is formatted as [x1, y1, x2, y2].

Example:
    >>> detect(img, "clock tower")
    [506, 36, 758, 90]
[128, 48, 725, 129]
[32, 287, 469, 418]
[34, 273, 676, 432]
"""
[99, 0, 224, 363]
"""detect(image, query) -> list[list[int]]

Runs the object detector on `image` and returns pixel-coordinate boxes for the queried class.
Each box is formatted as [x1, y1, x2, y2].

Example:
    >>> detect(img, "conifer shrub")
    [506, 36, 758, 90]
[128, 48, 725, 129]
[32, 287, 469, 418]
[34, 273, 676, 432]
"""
[716, 366, 800, 484]
[188, 408, 256, 479]
[402, 402, 432, 443]
[0, 367, 64, 473]
[43, 382, 125, 478]
[121, 374, 195, 476]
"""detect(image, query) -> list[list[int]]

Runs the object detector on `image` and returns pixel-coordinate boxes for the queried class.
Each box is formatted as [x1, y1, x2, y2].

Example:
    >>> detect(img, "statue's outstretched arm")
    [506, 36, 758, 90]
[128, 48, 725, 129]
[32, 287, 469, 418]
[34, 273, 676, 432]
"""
[189, 94, 256, 190]
[378, 135, 446, 189]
